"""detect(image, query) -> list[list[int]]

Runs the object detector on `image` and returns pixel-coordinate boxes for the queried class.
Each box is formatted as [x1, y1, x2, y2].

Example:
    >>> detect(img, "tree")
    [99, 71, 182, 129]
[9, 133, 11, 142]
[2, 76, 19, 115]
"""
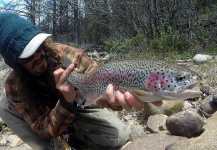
[73, 0, 81, 44]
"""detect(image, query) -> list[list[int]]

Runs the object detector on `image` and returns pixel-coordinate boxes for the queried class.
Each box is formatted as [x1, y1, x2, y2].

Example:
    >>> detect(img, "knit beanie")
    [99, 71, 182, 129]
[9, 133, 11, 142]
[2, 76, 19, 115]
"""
[0, 12, 50, 68]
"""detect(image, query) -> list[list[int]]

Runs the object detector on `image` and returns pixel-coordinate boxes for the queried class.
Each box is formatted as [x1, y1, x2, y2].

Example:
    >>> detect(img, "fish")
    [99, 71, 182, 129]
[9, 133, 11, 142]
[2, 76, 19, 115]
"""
[63, 58, 202, 106]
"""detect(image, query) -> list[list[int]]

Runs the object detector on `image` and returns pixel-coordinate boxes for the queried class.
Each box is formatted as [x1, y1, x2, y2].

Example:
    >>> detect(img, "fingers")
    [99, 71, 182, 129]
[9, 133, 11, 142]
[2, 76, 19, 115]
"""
[106, 84, 116, 104]
[53, 64, 77, 104]
[115, 91, 131, 110]
[53, 68, 64, 85]
[60, 64, 75, 83]
[54, 64, 75, 85]
[106, 84, 143, 111]
[53, 64, 75, 96]
[124, 92, 144, 111]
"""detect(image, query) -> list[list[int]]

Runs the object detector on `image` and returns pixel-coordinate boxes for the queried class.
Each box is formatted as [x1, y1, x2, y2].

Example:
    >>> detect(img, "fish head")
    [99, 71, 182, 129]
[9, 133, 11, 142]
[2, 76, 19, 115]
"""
[144, 65, 202, 100]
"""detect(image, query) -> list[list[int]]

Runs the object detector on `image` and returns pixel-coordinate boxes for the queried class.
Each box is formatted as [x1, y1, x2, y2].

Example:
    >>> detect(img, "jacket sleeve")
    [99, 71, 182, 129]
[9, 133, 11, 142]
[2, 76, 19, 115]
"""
[56, 43, 98, 74]
[5, 71, 75, 138]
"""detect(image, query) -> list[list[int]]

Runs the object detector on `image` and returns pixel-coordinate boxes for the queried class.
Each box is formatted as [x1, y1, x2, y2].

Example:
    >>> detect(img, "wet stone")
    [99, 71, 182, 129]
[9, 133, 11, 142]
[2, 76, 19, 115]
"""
[200, 84, 213, 95]
[166, 110, 205, 138]
[213, 95, 217, 103]
[166, 112, 217, 150]
[122, 134, 187, 150]
[147, 114, 168, 133]
[201, 95, 217, 115]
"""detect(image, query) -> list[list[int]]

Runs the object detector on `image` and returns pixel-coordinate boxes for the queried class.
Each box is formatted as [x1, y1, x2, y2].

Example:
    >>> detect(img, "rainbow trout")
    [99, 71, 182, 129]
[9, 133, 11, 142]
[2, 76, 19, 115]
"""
[64, 59, 202, 106]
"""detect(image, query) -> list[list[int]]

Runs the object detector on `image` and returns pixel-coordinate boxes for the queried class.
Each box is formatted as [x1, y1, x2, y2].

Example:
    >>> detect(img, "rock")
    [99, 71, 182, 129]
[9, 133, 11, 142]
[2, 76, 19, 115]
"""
[200, 84, 213, 95]
[183, 101, 194, 110]
[124, 114, 135, 126]
[7, 135, 20, 143]
[0, 139, 7, 146]
[166, 112, 217, 150]
[193, 54, 213, 63]
[87, 50, 110, 63]
[201, 95, 217, 115]
[166, 110, 205, 138]
[143, 100, 184, 117]
[0, 62, 10, 97]
[124, 115, 133, 121]
[147, 114, 168, 133]
[129, 125, 146, 141]
[212, 89, 217, 103]
[122, 134, 187, 150]
[10, 138, 23, 147]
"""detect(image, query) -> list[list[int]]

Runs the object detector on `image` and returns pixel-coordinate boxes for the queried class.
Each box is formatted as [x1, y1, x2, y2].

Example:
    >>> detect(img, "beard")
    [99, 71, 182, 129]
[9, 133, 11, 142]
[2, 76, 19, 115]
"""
[14, 46, 62, 108]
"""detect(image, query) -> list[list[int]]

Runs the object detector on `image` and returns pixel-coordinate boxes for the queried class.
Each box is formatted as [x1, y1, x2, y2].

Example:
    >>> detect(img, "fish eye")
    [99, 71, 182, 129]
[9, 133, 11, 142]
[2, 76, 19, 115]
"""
[176, 73, 186, 81]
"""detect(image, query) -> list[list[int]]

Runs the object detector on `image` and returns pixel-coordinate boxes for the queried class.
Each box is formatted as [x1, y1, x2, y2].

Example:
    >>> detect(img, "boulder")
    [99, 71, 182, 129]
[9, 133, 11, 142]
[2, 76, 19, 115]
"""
[147, 114, 168, 133]
[193, 54, 213, 63]
[166, 110, 205, 138]
[122, 134, 187, 150]
[166, 112, 217, 150]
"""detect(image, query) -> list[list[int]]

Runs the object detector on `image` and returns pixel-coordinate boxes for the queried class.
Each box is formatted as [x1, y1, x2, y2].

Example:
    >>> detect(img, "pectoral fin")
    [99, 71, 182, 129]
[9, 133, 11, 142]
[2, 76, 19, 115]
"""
[117, 86, 161, 102]
[131, 89, 150, 96]
[117, 86, 150, 96]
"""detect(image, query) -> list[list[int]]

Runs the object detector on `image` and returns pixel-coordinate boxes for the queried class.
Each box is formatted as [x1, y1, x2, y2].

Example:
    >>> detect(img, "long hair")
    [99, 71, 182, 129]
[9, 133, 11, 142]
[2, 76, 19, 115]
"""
[14, 38, 62, 108]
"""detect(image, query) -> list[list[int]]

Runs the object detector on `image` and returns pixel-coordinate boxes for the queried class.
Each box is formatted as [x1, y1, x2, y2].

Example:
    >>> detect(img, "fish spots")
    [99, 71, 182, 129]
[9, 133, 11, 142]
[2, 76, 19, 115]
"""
[144, 71, 181, 92]
[145, 72, 172, 91]
[66, 59, 202, 104]
[83, 69, 138, 87]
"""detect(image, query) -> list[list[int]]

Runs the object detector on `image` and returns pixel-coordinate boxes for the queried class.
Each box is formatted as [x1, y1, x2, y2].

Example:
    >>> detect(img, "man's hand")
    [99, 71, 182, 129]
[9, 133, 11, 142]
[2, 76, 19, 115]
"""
[106, 84, 144, 111]
[105, 84, 163, 111]
[64, 49, 98, 74]
[53, 64, 76, 104]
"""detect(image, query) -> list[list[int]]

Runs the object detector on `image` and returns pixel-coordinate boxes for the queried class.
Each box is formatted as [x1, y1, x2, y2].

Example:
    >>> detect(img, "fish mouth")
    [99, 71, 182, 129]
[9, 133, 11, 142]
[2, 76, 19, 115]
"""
[177, 81, 202, 94]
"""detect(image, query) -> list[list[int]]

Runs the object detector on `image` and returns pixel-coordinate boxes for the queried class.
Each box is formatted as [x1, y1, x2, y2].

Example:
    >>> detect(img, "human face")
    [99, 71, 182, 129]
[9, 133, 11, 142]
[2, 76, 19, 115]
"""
[18, 45, 48, 76]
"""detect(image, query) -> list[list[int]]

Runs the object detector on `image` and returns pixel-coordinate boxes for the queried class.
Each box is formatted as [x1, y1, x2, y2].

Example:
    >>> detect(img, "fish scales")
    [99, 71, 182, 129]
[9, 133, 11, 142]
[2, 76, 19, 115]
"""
[63, 59, 202, 106]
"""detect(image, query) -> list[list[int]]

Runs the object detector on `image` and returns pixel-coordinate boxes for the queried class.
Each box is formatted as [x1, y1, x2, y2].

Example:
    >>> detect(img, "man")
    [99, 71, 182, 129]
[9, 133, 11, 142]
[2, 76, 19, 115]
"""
[0, 12, 145, 149]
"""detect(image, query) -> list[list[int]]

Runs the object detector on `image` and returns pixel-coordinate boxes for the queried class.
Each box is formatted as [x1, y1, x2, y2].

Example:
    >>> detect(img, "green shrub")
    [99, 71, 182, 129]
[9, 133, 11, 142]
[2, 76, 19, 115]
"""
[196, 24, 209, 47]
[151, 32, 189, 52]
[104, 33, 148, 53]
[125, 33, 147, 47]
[104, 38, 128, 53]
